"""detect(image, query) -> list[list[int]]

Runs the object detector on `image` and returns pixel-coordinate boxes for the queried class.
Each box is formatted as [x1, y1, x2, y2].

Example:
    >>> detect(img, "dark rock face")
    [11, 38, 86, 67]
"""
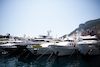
[69, 18, 100, 36]
[79, 24, 85, 28]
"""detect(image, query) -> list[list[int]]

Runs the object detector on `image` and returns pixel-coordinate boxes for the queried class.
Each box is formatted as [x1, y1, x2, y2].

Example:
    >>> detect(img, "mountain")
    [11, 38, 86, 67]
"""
[69, 18, 100, 36]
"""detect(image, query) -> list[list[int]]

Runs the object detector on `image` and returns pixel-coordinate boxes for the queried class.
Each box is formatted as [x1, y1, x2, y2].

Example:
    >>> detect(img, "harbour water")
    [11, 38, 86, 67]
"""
[0, 54, 100, 67]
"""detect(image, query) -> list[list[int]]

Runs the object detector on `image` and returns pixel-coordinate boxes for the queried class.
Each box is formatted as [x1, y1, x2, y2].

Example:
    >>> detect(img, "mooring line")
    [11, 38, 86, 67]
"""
[17, 50, 27, 57]
[36, 49, 49, 61]
[25, 53, 30, 59]
[46, 53, 53, 62]
[5, 46, 20, 57]
[69, 49, 76, 58]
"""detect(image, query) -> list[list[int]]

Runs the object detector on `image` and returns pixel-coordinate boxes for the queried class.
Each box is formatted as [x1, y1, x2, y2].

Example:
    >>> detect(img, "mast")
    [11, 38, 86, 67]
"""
[47, 30, 51, 36]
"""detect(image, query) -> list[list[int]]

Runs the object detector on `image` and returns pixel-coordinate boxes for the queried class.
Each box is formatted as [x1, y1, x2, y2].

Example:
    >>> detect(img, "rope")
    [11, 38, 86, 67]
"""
[25, 53, 30, 59]
[69, 44, 77, 58]
[46, 53, 53, 62]
[69, 49, 76, 58]
[17, 50, 27, 57]
[36, 49, 49, 61]
[5, 46, 20, 57]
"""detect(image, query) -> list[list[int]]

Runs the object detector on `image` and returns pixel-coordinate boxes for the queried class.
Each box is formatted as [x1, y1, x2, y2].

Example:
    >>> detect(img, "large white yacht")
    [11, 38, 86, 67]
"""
[77, 35, 100, 55]
[27, 36, 57, 55]
[49, 36, 78, 56]
[27, 31, 61, 55]
[0, 37, 35, 55]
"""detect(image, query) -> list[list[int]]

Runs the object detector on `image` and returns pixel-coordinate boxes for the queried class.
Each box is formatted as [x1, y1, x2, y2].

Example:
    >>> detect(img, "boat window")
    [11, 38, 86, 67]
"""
[56, 42, 59, 43]
[33, 40, 45, 42]
[64, 40, 74, 42]
[88, 44, 92, 45]
[40, 40, 45, 42]
[2, 42, 8, 44]
[46, 41, 50, 42]
[64, 40, 70, 42]
[83, 38, 98, 40]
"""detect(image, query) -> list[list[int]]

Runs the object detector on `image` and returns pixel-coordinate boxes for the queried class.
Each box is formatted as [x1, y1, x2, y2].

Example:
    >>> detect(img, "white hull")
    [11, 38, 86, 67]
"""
[77, 44, 100, 55]
[27, 47, 54, 55]
[49, 45, 77, 56]
[77, 35, 100, 55]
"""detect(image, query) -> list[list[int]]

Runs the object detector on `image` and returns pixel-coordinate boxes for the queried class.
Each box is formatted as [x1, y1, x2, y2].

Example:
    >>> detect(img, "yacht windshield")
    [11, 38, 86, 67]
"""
[64, 40, 74, 42]
[83, 38, 98, 40]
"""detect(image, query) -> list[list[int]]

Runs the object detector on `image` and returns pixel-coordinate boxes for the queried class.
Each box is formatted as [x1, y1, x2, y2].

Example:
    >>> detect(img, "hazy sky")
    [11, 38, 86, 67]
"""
[0, 0, 100, 38]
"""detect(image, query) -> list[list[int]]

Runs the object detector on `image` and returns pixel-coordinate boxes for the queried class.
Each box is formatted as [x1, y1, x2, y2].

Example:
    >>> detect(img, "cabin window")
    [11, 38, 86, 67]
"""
[56, 42, 59, 43]
[46, 41, 50, 42]
[64, 40, 74, 42]
[83, 39, 98, 40]
[41, 40, 43, 41]
[88, 44, 92, 45]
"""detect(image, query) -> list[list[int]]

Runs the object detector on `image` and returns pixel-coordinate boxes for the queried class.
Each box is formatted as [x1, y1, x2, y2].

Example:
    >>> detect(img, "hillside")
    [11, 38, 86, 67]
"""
[69, 18, 100, 35]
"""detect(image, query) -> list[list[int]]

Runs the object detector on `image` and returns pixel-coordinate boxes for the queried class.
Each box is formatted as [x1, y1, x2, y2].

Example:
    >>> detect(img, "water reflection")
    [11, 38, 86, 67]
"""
[0, 54, 100, 67]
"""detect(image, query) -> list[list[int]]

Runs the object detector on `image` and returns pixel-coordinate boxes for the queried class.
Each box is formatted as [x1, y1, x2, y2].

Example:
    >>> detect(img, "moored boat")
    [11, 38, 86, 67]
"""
[77, 35, 100, 55]
[49, 36, 78, 56]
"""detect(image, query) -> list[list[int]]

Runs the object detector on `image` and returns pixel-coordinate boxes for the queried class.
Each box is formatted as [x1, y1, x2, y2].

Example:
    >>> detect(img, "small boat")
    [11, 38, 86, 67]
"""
[49, 36, 77, 56]
[77, 35, 100, 55]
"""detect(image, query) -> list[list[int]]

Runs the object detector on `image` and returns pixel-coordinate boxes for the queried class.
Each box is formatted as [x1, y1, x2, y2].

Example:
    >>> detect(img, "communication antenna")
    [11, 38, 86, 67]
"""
[47, 30, 51, 36]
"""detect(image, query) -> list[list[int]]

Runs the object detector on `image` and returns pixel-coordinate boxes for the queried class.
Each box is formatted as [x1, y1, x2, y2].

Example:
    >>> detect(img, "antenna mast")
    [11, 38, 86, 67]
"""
[47, 30, 51, 36]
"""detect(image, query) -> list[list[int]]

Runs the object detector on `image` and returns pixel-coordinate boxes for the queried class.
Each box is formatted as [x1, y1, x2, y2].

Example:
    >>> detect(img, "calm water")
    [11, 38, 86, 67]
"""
[0, 54, 100, 67]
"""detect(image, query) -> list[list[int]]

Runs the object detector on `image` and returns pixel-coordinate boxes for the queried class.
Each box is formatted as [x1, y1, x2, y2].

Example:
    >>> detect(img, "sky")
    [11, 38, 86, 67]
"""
[0, 0, 100, 38]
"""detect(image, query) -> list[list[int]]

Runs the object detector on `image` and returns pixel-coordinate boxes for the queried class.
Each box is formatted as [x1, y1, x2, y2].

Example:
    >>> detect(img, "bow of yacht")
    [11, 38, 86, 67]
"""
[77, 35, 100, 55]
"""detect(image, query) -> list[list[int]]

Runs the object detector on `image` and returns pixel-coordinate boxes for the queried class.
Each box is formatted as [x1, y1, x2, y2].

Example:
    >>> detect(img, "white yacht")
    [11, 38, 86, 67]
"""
[77, 35, 100, 55]
[49, 36, 78, 56]
[27, 36, 58, 55]
[0, 37, 35, 54]
[0, 38, 25, 48]
[27, 31, 61, 55]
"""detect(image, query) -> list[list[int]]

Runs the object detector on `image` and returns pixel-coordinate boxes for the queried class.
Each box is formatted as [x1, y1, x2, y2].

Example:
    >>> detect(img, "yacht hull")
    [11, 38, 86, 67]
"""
[27, 47, 54, 55]
[49, 45, 77, 56]
[77, 44, 100, 55]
